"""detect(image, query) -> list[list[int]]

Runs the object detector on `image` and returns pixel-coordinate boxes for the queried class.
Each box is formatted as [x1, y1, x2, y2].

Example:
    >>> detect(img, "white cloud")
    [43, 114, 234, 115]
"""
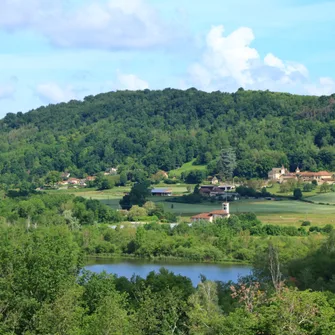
[190, 25, 259, 89]
[116, 72, 149, 90]
[0, 0, 181, 50]
[305, 77, 335, 96]
[186, 25, 326, 94]
[0, 77, 17, 99]
[36, 82, 77, 104]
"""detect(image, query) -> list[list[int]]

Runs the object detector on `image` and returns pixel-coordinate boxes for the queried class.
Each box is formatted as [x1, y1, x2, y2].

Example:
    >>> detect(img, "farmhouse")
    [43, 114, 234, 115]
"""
[268, 166, 333, 184]
[68, 178, 81, 185]
[191, 203, 230, 222]
[298, 171, 333, 182]
[200, 185, 236, 197]
[268, 165, 288, 181]
[211, 176, 219, 185]
[151, 188, 172, 196]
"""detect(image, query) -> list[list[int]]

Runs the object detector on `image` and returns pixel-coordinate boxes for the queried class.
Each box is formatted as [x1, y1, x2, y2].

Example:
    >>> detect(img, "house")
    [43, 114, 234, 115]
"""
[79, 179, 87, 187]
[86, 176, 96, 182]
[68, 178, 81, 185]
[279, 173, 298, 183]
[61, 172, 71, 180]
[268, 165, 334, 184]
[211, 176, 219, 185]
[268, 165, 288, 180]
[200, 185, 236, 197]
[191, 203, 230, 222]
[298, 171, 333, 182]
[104, 167, 118, 176]
[151, 188, 172, 196]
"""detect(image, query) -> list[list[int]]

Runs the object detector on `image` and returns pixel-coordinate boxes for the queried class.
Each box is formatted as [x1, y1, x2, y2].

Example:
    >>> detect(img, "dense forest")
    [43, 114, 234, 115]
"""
[1, 88, 335, 186]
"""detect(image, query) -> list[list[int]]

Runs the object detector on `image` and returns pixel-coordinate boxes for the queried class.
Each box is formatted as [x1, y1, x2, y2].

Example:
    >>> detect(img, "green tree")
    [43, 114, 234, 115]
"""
[293, 188, 302, 200]
[217, 147, 236, 181]
[45, 170, 61, 186]
[119, 181, 151, 209]
[320, 182, 331, 193]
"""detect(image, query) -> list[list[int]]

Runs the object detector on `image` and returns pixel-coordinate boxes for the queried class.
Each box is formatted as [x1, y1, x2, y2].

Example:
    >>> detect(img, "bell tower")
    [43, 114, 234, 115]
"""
[222, 202, 229, 214]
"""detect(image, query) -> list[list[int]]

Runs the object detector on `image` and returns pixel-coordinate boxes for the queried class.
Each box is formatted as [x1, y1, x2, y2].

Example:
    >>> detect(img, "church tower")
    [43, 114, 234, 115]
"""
[222, 202, 230, 214]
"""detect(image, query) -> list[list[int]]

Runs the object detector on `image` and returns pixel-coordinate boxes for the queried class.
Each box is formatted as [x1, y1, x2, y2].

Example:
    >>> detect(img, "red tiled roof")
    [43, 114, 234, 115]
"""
[191, 210, 229, 219]
[299, 171, 333, 177]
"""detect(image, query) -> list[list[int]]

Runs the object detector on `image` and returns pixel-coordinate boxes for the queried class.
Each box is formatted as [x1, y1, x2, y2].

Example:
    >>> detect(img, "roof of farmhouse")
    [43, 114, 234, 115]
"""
[151, 188, 172, 193]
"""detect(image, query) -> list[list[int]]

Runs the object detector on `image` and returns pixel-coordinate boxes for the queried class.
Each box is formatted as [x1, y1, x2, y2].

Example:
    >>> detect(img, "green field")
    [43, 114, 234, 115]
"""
[98, 197, 335, 227]
[307, 193, 335, 204]
[169, 160, 207, 177]
[48, 187, 335, 227]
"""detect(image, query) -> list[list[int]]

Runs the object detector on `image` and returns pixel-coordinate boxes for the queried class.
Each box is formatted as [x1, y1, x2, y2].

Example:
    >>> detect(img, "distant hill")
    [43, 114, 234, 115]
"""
[0, 88, 335, 186]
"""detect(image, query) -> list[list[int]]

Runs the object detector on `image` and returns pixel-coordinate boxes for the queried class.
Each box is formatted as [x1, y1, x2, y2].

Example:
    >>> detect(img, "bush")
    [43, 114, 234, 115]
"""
[301, 221, 311, 226]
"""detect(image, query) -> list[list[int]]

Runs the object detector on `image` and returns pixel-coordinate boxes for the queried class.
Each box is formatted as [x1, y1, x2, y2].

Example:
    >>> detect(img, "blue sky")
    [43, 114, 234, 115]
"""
[1, 0, 335, 117]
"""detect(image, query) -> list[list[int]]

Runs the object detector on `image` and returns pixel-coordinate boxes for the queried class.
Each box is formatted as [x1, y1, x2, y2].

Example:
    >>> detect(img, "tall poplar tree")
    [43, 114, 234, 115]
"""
[217, 147, 237, 181]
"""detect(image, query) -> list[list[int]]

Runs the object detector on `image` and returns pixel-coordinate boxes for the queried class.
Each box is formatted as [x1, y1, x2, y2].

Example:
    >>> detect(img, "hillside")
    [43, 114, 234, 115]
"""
[0, 88, 335, 186]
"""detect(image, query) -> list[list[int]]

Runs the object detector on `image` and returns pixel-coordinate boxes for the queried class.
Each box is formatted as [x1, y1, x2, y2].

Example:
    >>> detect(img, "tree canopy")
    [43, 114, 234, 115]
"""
[1, 88, 335, 187]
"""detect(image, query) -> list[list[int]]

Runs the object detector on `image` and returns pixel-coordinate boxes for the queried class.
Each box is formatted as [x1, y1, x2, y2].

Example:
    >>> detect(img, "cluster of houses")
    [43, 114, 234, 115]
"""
[199, 185, 239, 200]
[58, 174, 96, 187]
[55, 167, 118, 188]
[268, 166, 334, 184]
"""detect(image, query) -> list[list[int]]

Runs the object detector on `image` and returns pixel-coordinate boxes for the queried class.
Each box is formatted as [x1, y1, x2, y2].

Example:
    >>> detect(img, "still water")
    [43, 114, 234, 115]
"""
[85, 258, 252, 286]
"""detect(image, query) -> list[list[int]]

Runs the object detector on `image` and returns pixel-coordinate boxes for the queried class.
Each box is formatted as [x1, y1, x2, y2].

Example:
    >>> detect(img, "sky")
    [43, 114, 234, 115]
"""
[1, 0, 335, 117]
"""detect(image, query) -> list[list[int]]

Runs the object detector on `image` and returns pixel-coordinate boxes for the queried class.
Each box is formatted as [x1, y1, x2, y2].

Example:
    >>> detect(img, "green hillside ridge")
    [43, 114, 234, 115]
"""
[1, 88, 335, 187]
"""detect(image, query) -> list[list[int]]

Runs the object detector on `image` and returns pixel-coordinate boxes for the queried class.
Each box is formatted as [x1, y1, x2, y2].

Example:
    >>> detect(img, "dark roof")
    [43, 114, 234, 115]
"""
[151, 188, 172, 193]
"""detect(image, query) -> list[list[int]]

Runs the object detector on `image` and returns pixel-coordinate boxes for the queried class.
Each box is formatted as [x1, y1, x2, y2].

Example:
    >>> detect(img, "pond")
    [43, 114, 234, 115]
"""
[85, 258, 252, 286]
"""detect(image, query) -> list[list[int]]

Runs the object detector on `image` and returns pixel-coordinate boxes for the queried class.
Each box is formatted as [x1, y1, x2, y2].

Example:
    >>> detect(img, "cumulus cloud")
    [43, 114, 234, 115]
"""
[305, 77, 335, 96]
[187, 25, 317, 94]
[0, 76, 17, 99]
[36, 82, 77, 104]
[189, 25, 259, 89]
[0, 0, 181, 50]
[116, 72, 149, 90]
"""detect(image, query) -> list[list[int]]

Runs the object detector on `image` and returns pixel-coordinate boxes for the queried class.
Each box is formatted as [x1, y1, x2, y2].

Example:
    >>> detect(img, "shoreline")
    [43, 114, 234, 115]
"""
[84, 253, 251, 266]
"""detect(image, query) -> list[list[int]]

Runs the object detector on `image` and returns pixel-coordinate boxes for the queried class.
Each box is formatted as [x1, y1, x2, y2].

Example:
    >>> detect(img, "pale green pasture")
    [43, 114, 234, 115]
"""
[307, 192, 335, 204]
[169, 160, 206, 177]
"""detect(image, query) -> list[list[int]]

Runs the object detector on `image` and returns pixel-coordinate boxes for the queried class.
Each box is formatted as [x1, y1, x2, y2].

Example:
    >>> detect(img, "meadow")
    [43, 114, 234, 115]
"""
[49, 185, 335, 227]
[169, 160, 207, 177]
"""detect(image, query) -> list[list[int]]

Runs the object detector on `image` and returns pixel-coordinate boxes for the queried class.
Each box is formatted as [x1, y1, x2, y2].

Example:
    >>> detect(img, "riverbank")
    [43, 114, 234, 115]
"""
[84, 253, 251, 265]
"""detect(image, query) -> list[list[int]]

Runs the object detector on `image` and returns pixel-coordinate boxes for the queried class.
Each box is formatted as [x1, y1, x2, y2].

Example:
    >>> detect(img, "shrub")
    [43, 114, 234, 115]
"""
[301, 221, 311, 227]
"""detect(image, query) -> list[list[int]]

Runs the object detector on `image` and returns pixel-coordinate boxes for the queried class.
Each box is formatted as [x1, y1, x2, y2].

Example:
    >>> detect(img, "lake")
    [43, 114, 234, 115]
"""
[85, 258, 252, 286]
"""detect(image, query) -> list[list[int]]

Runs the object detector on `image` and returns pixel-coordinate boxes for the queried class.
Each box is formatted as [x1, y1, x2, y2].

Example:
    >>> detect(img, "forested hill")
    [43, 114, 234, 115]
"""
[1, 88, 335, 185]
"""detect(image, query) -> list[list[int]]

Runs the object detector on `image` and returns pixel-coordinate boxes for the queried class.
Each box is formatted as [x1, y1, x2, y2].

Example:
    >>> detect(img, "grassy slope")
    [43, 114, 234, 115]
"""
[169, 160, 207, 177]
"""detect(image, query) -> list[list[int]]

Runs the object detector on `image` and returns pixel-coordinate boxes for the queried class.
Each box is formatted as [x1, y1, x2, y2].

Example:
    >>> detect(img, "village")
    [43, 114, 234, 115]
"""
[46, 163, 335, 226]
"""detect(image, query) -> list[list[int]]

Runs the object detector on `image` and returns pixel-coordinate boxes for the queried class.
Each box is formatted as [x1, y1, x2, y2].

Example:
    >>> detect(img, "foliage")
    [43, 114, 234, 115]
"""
[2, 89, 335, 188]
[217, 146, 237, 180]
[119, 181, 151, 209]
[293, 188, 303, 200]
